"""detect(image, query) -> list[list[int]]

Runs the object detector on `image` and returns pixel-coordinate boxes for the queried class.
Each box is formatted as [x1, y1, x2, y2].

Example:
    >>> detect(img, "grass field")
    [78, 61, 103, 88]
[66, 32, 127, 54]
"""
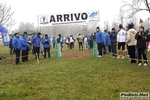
[0, 42, 150, 100]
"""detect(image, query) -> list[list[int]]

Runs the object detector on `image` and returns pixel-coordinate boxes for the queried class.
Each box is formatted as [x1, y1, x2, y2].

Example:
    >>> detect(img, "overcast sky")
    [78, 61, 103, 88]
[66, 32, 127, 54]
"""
[2, 0, 150, 30]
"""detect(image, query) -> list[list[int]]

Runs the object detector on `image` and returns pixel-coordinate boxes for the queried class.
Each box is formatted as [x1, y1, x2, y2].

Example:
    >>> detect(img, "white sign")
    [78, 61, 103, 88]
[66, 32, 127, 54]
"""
[38, 10, 99, 26]
[3, 33, 10, 42]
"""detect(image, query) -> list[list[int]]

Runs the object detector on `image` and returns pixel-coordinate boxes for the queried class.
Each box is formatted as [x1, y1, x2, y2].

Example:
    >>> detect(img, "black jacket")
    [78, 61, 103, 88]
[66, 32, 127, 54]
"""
[135, 31, 147, 49]
[110, 31, 117, 43]
[9, 38, 13, 48]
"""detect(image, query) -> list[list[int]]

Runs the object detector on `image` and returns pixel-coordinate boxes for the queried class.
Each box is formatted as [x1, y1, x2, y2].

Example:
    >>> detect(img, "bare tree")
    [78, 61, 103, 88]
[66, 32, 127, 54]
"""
[18, 22, 36, 32]
[112, 19, 119, 31]
[0, 2, 15, 30]
[121, 0, 150, 18]
[117, 7, 126, 26]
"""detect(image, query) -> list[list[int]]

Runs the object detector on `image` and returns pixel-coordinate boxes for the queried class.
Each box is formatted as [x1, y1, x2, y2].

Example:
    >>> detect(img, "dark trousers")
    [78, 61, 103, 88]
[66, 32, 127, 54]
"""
[34, 47, 40, 59]
[70, 42, 74, 50]
[111, 42, 116, 57]
[53, 43, 55, 48]
[103, 45, 106, 55]
[22, 50, 27, 62]
[26, 47, 29, 60]
[109, 45, 111, 52]
[79, 42, 83, 50]
[90, 40, 93, 49]
[32, 46, 35, 54]
[97, 43, 103, 56]
[138, 48, 147, 63]
[128, 46, 136, 63]
[127, 45, 130, 55]
[10, 48, 13, 55]
[44, 48, 50, 58]
[15, 49, 20, 64]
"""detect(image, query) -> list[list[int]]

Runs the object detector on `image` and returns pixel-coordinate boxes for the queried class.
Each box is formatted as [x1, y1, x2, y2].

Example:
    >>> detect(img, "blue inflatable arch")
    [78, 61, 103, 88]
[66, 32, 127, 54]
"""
[0, 25, 9, 46]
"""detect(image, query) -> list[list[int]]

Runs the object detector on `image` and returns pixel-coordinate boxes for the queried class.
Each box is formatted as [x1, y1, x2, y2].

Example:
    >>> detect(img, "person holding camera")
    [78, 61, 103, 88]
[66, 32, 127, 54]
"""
[42, 34, 51, 58]
[32, 32, 41, 59]
[135, 26, 148, 66]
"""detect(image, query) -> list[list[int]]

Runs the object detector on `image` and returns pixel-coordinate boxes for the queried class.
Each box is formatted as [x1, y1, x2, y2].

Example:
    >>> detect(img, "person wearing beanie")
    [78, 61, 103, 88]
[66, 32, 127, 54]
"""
[126, 23, 137, 63]
[110, 28, 117, 58]
[42, 34, 51, 58]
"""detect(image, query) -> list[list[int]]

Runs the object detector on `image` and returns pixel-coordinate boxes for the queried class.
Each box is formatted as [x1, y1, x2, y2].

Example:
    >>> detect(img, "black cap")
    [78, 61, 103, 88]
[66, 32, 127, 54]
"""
[45, 34, 48, 37]
[128, 24, 133, 29]
[38, 32, 41, 35]
[112, 28, 115, 30]
[24, 32, 28, 35]
[58, 34, 61, 37]
[14, 33, 19, 36]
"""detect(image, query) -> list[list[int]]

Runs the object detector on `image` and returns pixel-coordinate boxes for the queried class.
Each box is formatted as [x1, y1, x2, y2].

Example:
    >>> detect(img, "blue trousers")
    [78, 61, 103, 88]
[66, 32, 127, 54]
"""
[111, 42, 116, 57]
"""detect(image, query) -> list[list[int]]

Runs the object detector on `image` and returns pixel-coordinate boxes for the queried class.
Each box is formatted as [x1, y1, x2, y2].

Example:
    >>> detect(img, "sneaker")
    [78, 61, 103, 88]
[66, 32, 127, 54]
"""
[144, 63, 147, 66]
[121, 56, 125, 59]
[112, 56, 115, 58]
[97, 55, 102, 58]
[138, 63, 142, 66]
[117, 56, 120, 59]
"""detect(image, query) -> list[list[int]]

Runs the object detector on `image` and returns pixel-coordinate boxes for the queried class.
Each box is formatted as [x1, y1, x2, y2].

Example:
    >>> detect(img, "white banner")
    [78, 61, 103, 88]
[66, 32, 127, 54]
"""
[38, 10, 99, 26]
[3, 33, 10, 42]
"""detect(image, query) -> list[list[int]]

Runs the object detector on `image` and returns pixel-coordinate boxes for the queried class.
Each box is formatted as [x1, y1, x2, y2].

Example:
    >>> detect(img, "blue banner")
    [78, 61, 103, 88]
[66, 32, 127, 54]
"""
[0, 25, 9, 46]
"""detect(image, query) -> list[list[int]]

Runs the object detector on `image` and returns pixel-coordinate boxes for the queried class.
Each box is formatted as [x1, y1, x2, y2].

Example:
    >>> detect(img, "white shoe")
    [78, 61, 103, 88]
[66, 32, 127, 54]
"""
[144, 63, 147, 66]
[138, 63, 142, 66]
[112, 56, 115, 58]
[97, 55, 102, 58]
[121, 56, 125, 59]
[117, 56, 120, 59]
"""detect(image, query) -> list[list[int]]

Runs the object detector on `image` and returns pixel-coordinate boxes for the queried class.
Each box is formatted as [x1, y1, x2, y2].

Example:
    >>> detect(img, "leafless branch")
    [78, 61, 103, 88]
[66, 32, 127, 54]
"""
[0, 2, 15, 30]
[121, 0, 150, 19]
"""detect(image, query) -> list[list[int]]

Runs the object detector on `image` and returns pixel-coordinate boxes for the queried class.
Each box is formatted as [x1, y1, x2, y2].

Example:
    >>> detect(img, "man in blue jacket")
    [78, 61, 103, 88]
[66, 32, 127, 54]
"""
[21, 33, 28, 62]
[32, 32, 41, 59]
[12, 33, 22, 64]
[95, 27, 104, 57]
[42, 34, 51, 58]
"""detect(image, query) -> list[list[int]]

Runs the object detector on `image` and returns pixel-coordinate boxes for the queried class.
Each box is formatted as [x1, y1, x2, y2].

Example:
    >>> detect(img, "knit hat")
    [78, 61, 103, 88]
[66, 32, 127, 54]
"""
[128, 24, 133, 29]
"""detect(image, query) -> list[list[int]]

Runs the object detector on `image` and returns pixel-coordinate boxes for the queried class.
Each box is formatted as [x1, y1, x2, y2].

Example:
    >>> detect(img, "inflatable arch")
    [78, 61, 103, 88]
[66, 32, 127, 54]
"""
[0, 25, 9, 46]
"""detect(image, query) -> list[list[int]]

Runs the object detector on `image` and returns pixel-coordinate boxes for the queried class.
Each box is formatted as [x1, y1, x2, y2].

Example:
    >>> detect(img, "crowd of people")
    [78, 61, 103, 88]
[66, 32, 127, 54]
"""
[10, 32, 51, 64]
[95, 24, 150, 66]
[9, 23, 150, 66]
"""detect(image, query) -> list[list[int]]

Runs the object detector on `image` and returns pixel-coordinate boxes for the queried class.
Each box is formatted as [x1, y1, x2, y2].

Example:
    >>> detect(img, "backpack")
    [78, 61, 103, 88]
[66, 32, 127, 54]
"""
[0, 56, 6, 60]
